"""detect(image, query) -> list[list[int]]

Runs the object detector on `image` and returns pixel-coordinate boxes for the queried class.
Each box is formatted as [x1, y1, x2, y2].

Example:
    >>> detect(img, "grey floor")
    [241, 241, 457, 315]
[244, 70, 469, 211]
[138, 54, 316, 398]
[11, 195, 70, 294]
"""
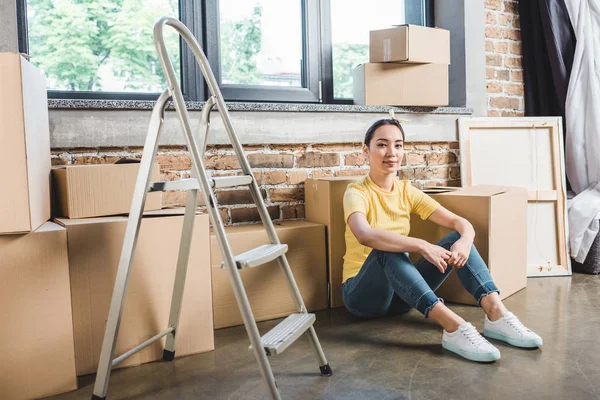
[50, 274, 600, 400]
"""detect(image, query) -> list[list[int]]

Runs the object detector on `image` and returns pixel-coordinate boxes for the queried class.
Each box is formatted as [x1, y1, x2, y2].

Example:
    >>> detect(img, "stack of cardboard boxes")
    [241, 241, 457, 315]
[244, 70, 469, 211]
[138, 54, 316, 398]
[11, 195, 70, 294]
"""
[353, 25, 451, 107]
[1, 52, 330, 399]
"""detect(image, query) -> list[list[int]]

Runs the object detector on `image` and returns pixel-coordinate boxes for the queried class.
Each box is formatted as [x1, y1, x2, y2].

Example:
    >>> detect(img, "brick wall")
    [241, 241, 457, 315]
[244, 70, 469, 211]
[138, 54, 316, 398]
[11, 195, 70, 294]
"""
[485, 0, 524, 117]
[52, 5, 522, 224]
[52, 142, 460, 224]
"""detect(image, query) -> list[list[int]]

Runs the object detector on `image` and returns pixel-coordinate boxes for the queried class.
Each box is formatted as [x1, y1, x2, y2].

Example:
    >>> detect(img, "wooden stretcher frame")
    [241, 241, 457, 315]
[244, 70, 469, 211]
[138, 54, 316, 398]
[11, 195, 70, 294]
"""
[458, 117, 571, 277]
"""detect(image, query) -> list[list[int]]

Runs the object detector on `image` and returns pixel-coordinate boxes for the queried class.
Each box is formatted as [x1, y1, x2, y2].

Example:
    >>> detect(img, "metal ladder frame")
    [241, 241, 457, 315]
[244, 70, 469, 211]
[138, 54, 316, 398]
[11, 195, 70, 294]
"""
[90, 16, 331, 400]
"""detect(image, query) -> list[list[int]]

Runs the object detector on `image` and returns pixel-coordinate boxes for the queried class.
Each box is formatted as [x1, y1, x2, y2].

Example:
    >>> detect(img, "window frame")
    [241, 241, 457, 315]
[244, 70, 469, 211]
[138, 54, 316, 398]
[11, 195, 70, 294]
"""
[16, 0, 432, 103]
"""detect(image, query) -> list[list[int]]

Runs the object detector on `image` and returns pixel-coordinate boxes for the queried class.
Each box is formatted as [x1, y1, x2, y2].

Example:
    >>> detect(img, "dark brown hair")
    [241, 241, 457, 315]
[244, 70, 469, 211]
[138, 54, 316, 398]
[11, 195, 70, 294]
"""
[364, 119, 405, 146]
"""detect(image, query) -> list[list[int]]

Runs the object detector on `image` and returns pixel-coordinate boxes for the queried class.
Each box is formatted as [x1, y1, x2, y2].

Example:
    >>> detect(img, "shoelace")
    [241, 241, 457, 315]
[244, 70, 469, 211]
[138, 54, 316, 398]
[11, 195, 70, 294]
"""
[462, 324, 489, 348]
[504, 314, 531, 334]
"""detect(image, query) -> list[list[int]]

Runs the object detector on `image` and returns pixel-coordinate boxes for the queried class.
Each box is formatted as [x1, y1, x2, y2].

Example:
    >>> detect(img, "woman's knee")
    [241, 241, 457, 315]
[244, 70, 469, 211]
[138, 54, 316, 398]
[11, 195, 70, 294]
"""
[438, 231, 461, 248]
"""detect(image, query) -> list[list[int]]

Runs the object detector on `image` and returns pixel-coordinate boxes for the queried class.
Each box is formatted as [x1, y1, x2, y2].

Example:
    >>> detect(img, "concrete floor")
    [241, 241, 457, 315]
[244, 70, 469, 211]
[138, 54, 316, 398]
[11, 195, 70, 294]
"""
[50, 274, 600, 400]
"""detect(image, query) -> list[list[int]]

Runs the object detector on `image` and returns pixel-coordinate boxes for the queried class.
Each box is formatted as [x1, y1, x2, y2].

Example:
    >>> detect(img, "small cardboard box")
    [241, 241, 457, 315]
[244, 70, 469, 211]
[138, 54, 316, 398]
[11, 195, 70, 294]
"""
[211, 221, 328, 329]
[305, 177, 362, 308]
[55, 210, 213, 376]
[369, 25, 450, 64]
[0, 53, 51, 235]
[353, 63, 448, 107]
[409, 185, 528, 305]
[52, 161, 162, 218]
[0, 222, 77, 399]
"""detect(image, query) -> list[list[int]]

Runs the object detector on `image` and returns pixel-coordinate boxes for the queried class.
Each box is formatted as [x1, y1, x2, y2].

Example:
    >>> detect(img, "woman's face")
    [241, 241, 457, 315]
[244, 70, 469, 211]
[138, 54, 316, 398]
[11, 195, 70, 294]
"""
[365, 124, 404, 175]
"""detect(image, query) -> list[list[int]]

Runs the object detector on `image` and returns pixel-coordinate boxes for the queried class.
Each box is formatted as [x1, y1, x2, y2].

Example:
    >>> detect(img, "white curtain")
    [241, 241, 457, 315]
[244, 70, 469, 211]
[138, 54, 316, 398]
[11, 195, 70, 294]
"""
[565, 0, 600, 262]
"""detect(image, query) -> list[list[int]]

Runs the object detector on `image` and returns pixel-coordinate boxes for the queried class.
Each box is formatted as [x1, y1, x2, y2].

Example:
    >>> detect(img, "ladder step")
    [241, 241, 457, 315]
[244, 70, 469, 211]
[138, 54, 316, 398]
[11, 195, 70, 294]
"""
[251, 313, 316, 356]
[222, 243, 288, 269]
[211, 175, 253, 188]
[148, 179, 200, 192]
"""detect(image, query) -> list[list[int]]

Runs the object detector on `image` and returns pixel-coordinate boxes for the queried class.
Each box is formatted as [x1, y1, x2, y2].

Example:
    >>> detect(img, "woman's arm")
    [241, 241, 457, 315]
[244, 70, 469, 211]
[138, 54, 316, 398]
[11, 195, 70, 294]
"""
[427, 206, 475, 268]
[347, 212, 451, 272]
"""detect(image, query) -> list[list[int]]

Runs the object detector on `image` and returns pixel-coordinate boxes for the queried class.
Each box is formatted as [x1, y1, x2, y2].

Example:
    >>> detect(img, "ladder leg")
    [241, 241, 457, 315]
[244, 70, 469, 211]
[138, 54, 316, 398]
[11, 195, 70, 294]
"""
[163, 188, 198, 360]
[91, 91, 169, 400]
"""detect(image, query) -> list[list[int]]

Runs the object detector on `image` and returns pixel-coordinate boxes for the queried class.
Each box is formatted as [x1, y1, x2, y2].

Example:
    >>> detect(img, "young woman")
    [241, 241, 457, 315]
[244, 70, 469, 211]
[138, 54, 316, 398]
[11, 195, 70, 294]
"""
[342, 118, 542, 362]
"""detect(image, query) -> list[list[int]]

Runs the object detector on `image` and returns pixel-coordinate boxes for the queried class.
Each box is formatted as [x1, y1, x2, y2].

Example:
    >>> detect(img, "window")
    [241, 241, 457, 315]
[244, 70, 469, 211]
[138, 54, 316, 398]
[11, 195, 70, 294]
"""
[17, 0, 432, 103]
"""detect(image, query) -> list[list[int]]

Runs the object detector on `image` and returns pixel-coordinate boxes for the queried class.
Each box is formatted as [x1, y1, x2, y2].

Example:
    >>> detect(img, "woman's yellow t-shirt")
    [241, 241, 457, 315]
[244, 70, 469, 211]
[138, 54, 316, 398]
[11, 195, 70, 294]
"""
[342, 175, 440, 282]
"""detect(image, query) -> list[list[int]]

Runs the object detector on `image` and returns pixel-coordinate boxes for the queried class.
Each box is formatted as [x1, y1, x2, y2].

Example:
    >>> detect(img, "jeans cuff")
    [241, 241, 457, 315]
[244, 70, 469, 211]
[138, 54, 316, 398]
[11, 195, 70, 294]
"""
[424, 297, 444, 319]
[477, 290, 500, 306]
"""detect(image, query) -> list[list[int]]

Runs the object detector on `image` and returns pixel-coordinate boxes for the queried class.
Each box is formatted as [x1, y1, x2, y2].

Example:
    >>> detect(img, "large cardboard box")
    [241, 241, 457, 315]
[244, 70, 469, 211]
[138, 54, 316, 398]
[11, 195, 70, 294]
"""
[211, 221, 328, 329]
[353, 63, 448, 106]
[53, 162, 162, 219]
[305, 177, 362, 308]
[409, 185, 528, 305]
[56, 210, 213, 376]
[0, 222, 77, 399]
[0, 53, 51, 234]
[370, 25, 450, 64]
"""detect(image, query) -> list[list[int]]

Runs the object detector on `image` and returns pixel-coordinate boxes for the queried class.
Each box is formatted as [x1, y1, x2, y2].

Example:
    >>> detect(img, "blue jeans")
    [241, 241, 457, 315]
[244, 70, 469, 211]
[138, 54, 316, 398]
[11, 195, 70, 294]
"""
[342, 232, 499, 318]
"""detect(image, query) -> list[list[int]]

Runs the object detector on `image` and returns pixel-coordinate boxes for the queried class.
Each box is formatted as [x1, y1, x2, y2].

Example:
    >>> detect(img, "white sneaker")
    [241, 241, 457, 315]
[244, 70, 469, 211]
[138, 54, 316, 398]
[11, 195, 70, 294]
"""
[483, 312, 543, 348]
[442, 322, 501, 362]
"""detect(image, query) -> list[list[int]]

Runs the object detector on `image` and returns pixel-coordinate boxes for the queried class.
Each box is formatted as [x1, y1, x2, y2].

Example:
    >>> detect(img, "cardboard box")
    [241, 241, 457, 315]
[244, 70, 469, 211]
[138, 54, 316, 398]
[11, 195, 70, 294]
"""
[0, 53, 51, 235]
[305, 177, 362, 308]
[370, 25, 450, 64]
[55, 210, 213, 376]
[409, 185, 528, 305]
[52, 161, 162, 218]
[0, 222, 77, 399]
[211, 221, 328, 329]
[353, 63, 448, 106]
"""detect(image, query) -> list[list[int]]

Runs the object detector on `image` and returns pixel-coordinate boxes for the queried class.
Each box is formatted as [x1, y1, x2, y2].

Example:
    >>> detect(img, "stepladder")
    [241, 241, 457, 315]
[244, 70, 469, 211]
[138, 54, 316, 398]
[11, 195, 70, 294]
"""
[90, 16, 332, 400]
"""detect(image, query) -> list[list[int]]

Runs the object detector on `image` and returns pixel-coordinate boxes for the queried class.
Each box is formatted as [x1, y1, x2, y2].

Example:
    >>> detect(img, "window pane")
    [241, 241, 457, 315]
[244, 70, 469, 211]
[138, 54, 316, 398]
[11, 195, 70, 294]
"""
[219, 0, 303, 87]
[26, 0, 180, 93]
[331, 0, 405, 99]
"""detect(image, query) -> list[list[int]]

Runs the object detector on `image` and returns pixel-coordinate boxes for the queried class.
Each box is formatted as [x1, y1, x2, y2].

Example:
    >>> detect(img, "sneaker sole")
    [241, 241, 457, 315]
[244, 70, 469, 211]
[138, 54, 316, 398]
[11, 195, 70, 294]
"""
[442, 340, 500, 362]
[483, 329, 543, 348]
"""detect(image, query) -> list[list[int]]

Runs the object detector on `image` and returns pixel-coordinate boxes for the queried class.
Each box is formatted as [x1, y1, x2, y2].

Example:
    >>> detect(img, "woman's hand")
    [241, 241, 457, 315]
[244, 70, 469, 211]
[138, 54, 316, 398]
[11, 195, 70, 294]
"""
[449, 238, 472, 268]
[421, 242, 452, 273]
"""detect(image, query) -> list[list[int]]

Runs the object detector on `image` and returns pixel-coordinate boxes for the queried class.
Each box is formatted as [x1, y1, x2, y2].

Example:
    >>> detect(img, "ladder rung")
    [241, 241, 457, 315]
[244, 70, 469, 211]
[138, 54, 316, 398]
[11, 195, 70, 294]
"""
[148, 179, 200, 192]
[222, 243, 288, 269]
[211, 175, 253, 188]
[251, 313, 316, 356]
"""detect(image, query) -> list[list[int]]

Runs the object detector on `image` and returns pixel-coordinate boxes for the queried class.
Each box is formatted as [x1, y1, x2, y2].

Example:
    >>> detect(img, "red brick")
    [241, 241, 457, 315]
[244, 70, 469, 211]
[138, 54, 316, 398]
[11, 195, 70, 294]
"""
[407, 153, 426, 166]
[494, 42, 508, 53]
[281, 204, 305, 220]
[398, 168, 415, 180]
[486, 0, 501, 10]
[487, 82, 503, 93]
[450, 142, 460, 149]
[156, 153, 191, 170]
[162, 191, 188, 207]
[248, 154, 294, 168]
[217, 189, 266, 205]
[486, 67, 495, 79]
[512, 16, 520, 29]
[413, 143, 431, 151]
[253, 171, 263, 184]
[449, 167, 461, 180]
[312, 170, 334, 179]
[490, 96, 520, 110]
[263, 171, 286, 185]
[503, 0, 518, 14]
[311, 143, 356, 152]
[160, 171, 180, 181]
[287, 170, 308, 185]
[269, 144, 306, 152]
[488, 110, 501, 117]
[511, 70, 523, 82]
[503, 28, 520, 41]
[501, 110, 525, 117]
[495, 69, 510, 81]
[334, 169, 369, 177]
[403, 143, 413, 150]
[504, 83, 524, 96]
[344, 153, 368, 166]
[230, 206, 279, 223]
[486, 11, 497, 24]
[205, 154, 240, 170]
[243, 145, 265, 151]
[427, 152, 457, 166]
[219, 208, 230, 224]
[51, 157, 66, 166]
[269, 188, 304, 202]
[72, 155, 122, 165]
[486, 54, 502, 67]
[509, 41, 522, 55]
[498, 13, 511, 26]
[504, 56, 522, 68]
[297, 153, 340, 168]
[485, 26, 503, 39]
[485, 40, 495, 52]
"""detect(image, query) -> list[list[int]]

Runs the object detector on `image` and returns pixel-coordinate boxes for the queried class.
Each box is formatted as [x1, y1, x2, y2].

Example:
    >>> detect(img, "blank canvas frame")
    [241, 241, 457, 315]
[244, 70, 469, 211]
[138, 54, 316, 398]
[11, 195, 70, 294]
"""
[458, 117, 571, 277]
